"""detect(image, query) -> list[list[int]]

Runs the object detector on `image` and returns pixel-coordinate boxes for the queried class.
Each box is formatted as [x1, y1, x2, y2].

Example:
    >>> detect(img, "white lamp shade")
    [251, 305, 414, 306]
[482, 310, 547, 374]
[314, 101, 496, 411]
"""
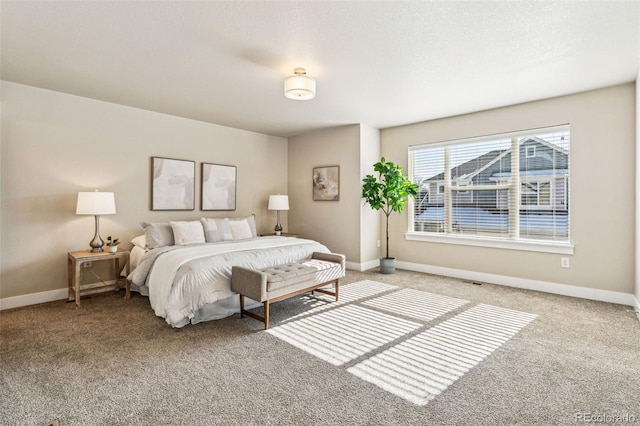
[268, 195, 289, 211]
[76, 191, 116, 215]
[284, 75, 316, 100]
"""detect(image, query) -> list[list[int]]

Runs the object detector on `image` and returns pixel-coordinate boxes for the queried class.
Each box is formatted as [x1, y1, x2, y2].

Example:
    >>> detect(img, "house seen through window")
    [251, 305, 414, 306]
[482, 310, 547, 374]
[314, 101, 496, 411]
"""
[409, 125, 570, 245]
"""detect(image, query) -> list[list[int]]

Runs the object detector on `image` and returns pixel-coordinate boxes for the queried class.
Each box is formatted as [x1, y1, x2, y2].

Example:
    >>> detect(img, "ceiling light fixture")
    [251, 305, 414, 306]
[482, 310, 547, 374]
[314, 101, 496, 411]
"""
[284, 68, 316, 100]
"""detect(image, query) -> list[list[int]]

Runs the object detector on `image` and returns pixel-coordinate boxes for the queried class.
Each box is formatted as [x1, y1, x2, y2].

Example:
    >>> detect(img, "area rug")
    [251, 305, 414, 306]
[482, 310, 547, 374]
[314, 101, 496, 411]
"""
[267, 280, 537, 406]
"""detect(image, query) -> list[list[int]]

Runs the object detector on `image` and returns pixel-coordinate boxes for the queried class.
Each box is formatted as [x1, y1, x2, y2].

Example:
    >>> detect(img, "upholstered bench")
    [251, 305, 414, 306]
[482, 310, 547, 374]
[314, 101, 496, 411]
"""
[231, 252, 345, 329]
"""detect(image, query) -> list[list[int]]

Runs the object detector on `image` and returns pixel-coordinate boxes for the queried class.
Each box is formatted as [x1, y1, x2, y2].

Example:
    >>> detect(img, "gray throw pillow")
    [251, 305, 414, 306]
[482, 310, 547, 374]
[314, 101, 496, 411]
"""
[140, 222, 175, 249]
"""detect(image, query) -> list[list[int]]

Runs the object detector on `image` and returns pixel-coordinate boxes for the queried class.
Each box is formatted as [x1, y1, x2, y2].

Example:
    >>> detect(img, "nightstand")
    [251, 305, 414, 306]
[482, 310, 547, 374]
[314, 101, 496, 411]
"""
[260, 233, 300, 238]
[67, 250, 131, 308]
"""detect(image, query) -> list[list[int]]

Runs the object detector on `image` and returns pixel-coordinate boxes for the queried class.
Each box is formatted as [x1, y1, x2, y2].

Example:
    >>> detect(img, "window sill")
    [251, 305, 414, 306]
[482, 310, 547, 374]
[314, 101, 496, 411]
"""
[405, 232, 574, 255]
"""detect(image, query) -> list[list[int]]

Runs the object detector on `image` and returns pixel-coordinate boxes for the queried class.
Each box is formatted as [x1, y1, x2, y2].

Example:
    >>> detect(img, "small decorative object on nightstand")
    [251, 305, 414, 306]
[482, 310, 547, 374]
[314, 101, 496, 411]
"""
[105, 236, 120, 253]
[67, 250, 130, 308]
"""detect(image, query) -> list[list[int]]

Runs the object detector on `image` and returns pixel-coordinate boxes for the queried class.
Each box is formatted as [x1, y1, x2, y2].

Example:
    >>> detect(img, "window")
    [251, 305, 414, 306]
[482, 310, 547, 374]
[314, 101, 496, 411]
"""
[409, 125, 571, 253]
[526, 146, 536, 158]
[521, 181, 551, 207]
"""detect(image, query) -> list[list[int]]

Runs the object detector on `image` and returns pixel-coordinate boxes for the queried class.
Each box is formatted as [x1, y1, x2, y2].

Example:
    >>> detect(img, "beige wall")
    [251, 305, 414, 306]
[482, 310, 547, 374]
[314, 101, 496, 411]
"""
[636, 4, 640, 311]
[288, 125, 362, 263]
[1, 81, 288, 299]
[636, 68, 640, 306]
[2, 80, 637, 304]
[382, 83, 636, 294]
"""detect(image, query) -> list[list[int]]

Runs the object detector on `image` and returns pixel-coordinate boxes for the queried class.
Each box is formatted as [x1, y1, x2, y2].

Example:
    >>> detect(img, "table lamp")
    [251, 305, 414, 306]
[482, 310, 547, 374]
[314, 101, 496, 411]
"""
[268, 195, 289, 235]
[76, 190, 116, 252]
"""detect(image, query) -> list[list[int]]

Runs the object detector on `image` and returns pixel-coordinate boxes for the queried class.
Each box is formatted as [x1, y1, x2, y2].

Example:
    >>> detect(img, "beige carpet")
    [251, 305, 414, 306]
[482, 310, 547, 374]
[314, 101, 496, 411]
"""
[269, 280, 538, 405]
[1, 269, 638, 425]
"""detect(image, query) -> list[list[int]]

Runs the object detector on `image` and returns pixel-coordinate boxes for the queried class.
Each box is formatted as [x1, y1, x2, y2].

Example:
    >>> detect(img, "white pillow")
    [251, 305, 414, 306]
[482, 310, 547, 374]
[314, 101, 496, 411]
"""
[170, 221, 206, 245]
[131, 235, 147, 249]
[130, 245, 146, 269]
[229, 219, 253, 240]
[229, 215, 257, 238]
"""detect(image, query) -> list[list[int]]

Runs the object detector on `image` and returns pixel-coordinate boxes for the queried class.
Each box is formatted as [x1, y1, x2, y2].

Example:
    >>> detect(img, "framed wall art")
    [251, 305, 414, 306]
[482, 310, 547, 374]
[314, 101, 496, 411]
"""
[201, 163, 237, 211]
[151, 157, 195, 210]
[313, 165, 340, 201]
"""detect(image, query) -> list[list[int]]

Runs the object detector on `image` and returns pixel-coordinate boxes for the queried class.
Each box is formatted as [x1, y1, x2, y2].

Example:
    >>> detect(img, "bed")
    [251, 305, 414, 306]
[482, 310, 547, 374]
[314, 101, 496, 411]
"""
[127, 216, 330, 328]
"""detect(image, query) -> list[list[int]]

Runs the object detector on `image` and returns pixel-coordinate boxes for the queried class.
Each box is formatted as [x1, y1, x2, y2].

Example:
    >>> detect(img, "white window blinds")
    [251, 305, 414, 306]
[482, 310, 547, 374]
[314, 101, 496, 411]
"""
[409, 125, 570, 244]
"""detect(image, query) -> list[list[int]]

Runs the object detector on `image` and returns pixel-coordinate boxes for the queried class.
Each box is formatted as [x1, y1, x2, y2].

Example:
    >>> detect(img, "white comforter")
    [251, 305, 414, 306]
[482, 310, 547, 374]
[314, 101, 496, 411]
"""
[128, 236, 330, 327]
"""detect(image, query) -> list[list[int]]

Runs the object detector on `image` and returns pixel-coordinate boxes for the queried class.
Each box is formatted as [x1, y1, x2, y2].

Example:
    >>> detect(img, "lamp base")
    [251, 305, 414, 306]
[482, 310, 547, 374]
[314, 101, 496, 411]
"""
[89, 215, 104, 253]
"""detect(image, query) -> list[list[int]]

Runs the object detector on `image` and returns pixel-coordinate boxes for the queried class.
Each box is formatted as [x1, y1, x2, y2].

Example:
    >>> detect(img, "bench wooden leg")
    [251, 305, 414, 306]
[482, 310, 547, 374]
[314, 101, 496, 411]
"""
[239, 298, 270, 329]
[312, 279, 340, 302]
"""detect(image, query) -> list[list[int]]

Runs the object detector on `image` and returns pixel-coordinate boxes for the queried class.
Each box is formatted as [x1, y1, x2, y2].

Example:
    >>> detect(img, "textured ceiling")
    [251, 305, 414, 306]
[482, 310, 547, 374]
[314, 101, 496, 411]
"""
[1, 1, 639, 137]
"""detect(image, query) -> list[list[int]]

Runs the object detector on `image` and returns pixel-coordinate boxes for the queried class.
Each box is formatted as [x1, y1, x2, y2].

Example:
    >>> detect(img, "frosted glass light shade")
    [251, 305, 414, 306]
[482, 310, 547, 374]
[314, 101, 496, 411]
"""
[268, 195, 289, 211]
[284, 68, 316, 100]
[76, 191, 116, 215]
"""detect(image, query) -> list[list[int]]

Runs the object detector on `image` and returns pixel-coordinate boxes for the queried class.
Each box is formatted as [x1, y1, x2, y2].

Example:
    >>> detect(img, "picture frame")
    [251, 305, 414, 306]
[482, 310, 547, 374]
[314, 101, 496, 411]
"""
[151, 157, 195, 211]
[201, 163, 237, 211]
[313, 165, 340, 201]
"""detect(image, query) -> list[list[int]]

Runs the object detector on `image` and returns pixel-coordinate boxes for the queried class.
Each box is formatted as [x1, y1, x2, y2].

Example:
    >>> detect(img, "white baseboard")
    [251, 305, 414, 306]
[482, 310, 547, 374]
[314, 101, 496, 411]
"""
[0, 288, 68, 311]
[395, 260, 637, 308]
[1, 280, 119, 311]
[346, 259, 380, 272]
[633, 295, 640, 323]
[345, 261, 360, 271]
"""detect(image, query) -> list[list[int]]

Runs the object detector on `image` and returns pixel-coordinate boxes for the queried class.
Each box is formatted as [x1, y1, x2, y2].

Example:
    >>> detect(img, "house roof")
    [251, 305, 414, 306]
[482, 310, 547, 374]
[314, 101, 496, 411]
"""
[427, 149, 507, 182]
[424, 137, 568, 182]
[1, 2, 638, 137]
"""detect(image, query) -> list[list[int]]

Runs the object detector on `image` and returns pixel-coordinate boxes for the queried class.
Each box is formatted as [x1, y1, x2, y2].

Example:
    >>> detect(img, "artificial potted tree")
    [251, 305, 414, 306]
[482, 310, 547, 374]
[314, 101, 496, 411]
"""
[362, 157, 418, 274]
